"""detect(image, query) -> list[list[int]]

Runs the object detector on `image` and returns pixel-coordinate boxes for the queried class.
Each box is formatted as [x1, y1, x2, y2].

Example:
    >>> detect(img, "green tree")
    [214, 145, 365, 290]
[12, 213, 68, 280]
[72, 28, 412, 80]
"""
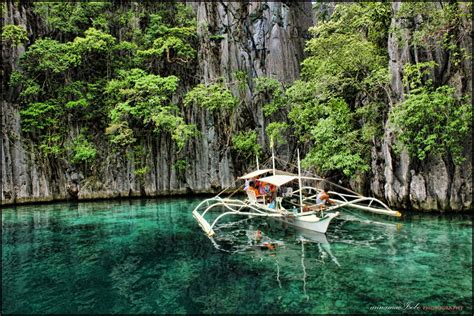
[70, 133, 97, 165]
[389, 1, 472, 165]
[390, 86, 471, 164]
[139, 4, 196, 66]
[33, 2, 111, 37]
[184, 82, 237, 111]
[1, 24, 28, 46]
[265, 122, 288, 147]
[286, 3, 390, 178]
[105, 68, 195, 150]
[232, 131, 262, 158]
[20, 38, 80, 75]
[301, 98, 369, 176]
[254, 76, 287, 116]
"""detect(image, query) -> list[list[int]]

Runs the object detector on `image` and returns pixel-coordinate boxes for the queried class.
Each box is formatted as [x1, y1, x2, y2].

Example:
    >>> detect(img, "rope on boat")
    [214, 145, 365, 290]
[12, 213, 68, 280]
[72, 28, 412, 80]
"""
[342, 207, 373, 222]
[273, 156, 362, 197]
[340, 207, 398, 227]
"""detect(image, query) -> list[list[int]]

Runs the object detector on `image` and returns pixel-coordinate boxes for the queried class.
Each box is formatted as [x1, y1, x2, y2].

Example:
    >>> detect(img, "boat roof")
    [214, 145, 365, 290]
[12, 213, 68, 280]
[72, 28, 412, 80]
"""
[258, 175, 297, 187]
[239, 169, 273, 179]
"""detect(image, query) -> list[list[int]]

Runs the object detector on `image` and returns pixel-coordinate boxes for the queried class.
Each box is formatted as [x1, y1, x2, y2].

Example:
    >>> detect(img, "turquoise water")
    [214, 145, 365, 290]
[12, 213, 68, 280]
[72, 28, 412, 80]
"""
[2, 198, 472, 314]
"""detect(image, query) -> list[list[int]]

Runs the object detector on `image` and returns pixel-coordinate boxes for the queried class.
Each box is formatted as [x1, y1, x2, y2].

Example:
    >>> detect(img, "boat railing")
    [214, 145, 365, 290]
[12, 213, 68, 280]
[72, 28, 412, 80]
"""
[193, 195, 291, 237]
[287, 186, 400, 217]
[326, 197, 401, 217]
[246, 189, 267, 205]
[210, 210, 282, 229]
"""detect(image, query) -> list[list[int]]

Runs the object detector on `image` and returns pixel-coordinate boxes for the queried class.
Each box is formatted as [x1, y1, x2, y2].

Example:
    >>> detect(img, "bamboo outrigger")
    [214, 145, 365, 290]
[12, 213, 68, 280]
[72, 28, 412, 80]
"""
[193, 150, 401, 238]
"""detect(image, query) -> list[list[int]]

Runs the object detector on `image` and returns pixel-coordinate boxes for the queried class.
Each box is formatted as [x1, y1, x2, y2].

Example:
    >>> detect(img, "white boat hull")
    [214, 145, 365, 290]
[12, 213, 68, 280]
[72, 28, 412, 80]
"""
[191, 196, 341, 236]
[193, 155, 402, 239]
[274, 212, 339, 234]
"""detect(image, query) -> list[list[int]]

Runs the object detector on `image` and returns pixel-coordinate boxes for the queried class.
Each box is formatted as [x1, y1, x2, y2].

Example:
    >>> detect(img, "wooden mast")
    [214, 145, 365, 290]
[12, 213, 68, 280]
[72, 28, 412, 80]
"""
[297, 149, 303, 213]
[271, 141, 276, 176]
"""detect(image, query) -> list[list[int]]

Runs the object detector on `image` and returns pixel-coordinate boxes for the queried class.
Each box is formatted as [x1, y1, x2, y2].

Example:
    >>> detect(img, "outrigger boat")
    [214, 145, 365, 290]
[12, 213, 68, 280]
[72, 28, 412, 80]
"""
[193, 149, 401, 238]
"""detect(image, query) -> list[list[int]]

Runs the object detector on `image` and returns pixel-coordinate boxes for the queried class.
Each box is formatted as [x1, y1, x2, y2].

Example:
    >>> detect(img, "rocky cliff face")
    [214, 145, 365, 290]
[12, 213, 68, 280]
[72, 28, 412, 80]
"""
[1, 2, 471, 211]
[371, 2, 472, 211]
[194, 1, 313, 164]
[1, 1, 312, 205]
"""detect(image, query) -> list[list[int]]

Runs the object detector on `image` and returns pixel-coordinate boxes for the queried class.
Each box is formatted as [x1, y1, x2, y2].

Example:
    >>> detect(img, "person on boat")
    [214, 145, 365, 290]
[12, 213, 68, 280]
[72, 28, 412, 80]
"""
[267, 184, 277, 208]
[247, 181, 260, 197]
[244, 179, 250, 191]
[259, 181, 268, 196]
[255, 177, 261, 190]
[316, 188, 334, 210]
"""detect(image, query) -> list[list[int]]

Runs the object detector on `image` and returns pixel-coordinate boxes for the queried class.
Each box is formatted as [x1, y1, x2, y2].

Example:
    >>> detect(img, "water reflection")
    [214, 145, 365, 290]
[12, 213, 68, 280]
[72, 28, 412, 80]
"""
[208, 217, 344, 304]
[295, 229, 340, 267]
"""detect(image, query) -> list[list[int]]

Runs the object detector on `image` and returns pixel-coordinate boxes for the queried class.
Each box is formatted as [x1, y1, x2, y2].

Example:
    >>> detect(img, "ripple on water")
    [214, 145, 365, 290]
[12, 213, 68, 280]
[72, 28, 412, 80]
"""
[2, 198, 472, 314]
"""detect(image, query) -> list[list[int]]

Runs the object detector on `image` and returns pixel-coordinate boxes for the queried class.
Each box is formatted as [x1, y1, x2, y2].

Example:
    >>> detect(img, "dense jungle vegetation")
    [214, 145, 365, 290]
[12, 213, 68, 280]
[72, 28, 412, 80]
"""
[2, 2, 472, 182]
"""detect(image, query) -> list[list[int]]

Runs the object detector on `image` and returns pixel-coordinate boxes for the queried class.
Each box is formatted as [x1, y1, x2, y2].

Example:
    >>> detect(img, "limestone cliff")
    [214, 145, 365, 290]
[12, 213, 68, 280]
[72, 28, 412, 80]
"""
[371, 2, 472, 211]
[1, 1, 312, 205]
[1, 1, 471, 211]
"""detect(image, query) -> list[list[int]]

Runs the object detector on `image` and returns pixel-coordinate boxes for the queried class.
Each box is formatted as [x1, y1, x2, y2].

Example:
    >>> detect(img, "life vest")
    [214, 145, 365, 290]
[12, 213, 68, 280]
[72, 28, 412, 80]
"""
[259, 182, 269, 195]
[250, 187, 259, 197]
[269, 184, 276, 193]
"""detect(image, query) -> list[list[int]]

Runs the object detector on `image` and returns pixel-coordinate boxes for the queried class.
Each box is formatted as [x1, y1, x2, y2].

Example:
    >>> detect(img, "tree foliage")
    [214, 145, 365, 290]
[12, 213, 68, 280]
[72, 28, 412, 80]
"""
[254, 77, 287, 117]
[8, 1, 471, 183]
[286, 3, 390, 178]
[70, 133, 97, 165]
[389, 3, 472, 164]
[33, 2, 111, 36]
[232, 131, 262, 158]
[141, 11, 196, 64]
[265, 122, 288, 147]
[20, 38, 80, 75]
[390, 86, 471, 164]
[184, 82, 237, 111]
[2, 24, 28, 46]
[301, 98, 369, 176]
[105, 68, 195, 150]
[11, 2, 198, 166]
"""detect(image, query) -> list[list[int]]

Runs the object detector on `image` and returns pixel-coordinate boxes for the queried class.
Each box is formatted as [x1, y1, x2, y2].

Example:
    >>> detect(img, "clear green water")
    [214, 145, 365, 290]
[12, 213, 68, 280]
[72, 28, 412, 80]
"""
[2, 198, 472, 314]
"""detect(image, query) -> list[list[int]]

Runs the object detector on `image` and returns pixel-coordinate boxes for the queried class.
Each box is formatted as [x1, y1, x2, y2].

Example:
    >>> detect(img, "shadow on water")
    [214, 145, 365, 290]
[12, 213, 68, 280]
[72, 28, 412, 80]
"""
[2, 198, 472, 314]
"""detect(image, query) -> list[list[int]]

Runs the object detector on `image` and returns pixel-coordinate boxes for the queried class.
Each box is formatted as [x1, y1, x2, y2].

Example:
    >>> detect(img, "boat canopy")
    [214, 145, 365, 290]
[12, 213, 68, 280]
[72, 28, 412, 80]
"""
[239, 169, 273, 179]
[275, 170, 298, 176]
[258, 175, 297, 187]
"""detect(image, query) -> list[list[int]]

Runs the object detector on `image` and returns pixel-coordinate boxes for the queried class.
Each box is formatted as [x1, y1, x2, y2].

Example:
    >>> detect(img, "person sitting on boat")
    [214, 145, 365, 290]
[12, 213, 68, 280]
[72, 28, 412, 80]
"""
[316, 188, 334, 210]
[267, 184, 278, 208]
[244, 179, 250, 191]
[259, 181, 268, 196]
[247, 181, 260, 197]
[255, 177, 261, 189]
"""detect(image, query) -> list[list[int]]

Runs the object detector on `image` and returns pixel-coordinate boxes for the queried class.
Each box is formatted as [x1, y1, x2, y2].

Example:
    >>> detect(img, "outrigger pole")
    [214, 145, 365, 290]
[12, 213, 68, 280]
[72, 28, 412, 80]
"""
[297, 149, 303, 213]
[271, 140, 276, 176]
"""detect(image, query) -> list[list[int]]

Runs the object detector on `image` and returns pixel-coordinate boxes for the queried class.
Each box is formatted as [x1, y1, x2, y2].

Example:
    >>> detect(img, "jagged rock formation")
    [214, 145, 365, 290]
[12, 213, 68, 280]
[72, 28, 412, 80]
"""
[372, 2, 472, 211]
[1, 1, 471, 211]
[194, 1, 313, 167]
[1, 1, 312, 204]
